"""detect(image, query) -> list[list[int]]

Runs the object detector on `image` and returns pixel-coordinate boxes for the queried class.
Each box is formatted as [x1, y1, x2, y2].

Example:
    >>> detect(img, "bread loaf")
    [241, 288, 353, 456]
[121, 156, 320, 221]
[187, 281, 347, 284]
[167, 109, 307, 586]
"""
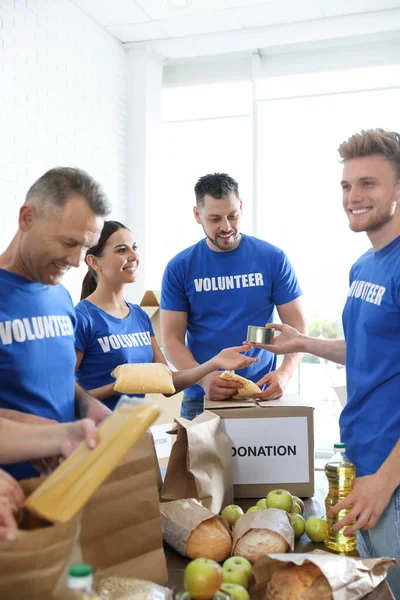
[233, 528, 289, 564]
[265, 562, 333, 600]
[186, 516, 232, 562]
[219, 371, 261, 399]
[111, 363, 175, 394]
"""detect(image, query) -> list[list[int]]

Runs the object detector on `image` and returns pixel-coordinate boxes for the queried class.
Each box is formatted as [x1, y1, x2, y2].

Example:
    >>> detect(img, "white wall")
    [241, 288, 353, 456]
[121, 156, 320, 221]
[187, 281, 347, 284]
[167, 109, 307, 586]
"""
[0, 0, 127, 303]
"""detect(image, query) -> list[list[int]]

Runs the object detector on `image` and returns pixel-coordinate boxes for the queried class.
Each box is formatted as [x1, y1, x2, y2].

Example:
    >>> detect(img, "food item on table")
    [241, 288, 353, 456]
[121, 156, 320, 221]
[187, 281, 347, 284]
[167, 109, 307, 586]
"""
[266, 489, 293, 512]
[223, 556, 252, 580]
[291, 513, 306, 538]
[305, 517, 327, 543]
[221, 504, 244, 528]
[292, 495, 305, 514]
[222, 563, 249, 589]
[265, 562, 333, 600]
[246, 506, 262, 514]
[184, 558, 223, 600]
[187, 516, 232, 562]
[233, 528, 289, 564]
[96, 575, 173, 599]
[111, 362, 175, 394]
[255, 498, 267, 509]
[291, 502, 302, 515]
[220, 583, 250, 600]
[218, 371, 261, 399]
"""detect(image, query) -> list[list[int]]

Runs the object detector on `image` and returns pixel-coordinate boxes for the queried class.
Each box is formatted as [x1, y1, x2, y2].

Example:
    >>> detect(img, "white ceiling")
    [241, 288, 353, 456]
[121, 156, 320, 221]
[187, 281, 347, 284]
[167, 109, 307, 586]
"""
[72, 0, 400, 59]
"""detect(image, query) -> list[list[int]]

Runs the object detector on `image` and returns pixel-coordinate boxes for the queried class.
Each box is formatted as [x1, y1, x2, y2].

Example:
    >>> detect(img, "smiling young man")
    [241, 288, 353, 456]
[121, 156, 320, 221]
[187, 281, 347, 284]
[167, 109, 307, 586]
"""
[245, 129, 400, 593]
[160, 172, 307, 419]
[0, 167, 111, 480]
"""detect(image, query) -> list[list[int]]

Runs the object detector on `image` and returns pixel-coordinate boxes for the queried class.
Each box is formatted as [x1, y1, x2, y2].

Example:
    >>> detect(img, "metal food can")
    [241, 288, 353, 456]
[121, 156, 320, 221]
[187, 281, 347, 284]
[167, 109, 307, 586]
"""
[246, 325, 274, 344]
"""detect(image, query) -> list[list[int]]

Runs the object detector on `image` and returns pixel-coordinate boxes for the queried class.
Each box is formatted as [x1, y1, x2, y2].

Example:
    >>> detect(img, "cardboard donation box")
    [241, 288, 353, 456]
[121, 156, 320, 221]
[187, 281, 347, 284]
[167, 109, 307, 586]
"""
[140, 290, 162, 346]
[205, 393, 314, 498]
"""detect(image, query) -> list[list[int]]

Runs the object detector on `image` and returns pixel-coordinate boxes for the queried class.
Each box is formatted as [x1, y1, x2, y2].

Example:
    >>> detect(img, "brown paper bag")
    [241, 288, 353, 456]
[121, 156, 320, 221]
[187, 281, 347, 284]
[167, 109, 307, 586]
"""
[161, 411, 233, 514]
[0, 478, 80, 600]
[80, 432, 168, 584]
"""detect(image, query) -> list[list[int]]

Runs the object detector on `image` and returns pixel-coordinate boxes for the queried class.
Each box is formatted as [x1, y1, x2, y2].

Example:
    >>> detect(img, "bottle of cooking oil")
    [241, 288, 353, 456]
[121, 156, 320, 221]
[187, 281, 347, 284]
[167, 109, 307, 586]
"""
[61, 564, 100, 599]
[324, 442, 357, 552]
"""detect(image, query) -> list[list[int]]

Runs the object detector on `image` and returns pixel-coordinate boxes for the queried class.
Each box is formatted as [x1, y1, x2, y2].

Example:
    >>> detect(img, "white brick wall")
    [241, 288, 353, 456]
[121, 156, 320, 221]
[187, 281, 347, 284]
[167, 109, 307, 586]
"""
[0, 0, 127, 302]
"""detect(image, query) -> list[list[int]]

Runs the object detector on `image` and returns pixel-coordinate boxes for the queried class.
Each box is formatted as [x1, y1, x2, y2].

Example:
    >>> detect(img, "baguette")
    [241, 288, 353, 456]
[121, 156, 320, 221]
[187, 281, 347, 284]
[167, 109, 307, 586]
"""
[265, 562, 333, 600]
[186, 516, 232, 562]
[219, 371, 261, 399]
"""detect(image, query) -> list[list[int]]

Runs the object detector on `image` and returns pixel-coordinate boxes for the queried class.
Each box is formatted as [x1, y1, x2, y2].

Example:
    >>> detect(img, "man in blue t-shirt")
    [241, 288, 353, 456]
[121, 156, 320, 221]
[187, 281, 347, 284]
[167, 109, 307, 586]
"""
[246, 129, 400, 594]
[0, 167, 111, 480]
[160, 173, 307, 419]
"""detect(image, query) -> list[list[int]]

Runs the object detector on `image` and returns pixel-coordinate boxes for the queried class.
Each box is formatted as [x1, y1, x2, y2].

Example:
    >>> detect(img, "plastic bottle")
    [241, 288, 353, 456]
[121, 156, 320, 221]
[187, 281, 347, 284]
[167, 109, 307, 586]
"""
[324, 442, 357, 552]
[62, 564, 100, 599]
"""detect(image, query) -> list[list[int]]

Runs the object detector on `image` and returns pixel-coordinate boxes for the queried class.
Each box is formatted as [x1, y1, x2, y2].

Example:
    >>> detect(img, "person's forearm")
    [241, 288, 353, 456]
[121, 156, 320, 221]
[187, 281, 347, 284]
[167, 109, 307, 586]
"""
[377, 438, 400, 490]
[75, 382, 99, 416]
[171, 359, 219, 394]
[278, 352, 304, 377]
[0, 409, 53, 424]
[163, 338, 200, 370]
[0, 419, 64, 463]
[86, 383, 116, 402]
[299, 337, 346, 365]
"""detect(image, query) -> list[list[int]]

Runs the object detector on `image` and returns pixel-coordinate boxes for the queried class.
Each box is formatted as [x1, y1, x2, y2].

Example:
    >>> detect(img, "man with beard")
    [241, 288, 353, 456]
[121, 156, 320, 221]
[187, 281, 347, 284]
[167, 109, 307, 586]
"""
[245, 129, 400, 594]
[0, 167, 111, 481]
[160, 172, 307, 419]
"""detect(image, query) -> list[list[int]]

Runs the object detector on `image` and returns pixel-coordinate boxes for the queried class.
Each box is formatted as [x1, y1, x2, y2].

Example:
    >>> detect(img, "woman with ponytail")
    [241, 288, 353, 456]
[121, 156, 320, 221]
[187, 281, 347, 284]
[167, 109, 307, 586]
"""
[74, 221, 257, 410]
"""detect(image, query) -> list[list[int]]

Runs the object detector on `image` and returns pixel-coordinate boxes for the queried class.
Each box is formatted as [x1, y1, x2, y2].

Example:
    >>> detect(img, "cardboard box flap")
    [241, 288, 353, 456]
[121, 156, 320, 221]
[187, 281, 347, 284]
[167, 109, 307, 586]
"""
[204, 396, 258, 410]
[141, 290, 161, 307]
[257, 393, 313, 409]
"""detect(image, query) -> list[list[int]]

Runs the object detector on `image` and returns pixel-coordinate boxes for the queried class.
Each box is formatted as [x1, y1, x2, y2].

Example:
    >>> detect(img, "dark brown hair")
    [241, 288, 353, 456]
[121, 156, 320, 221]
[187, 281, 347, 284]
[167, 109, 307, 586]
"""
[194, 173, 239, 208]
[338, 129, 400, 180]
[80, 220, 129, 300]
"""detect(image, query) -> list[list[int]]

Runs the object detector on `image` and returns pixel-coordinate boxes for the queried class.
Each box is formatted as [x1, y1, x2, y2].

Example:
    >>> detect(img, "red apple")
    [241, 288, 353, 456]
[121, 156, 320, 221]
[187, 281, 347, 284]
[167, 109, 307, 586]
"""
[266, 489, 293, 512]
[221, 504, 244, 528]
[184, 558, 223, 600]
[220, 583, 250, 600]
[305, 517, 327, 543]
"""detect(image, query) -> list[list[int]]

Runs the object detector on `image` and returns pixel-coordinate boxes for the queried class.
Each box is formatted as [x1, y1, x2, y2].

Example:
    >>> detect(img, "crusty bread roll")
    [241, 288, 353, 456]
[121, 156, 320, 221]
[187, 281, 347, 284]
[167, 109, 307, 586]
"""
[186, 516, 232, 562]
[233, 528, 289, 564]
[219, 371, 261, 399]
[111, 363, 175, 394]
[265, 562, 333, 600]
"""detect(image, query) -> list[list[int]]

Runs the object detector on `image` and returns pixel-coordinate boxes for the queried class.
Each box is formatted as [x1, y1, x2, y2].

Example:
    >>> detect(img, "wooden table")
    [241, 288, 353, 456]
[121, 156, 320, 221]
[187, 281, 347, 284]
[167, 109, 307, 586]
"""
[165, 472, 394, 599]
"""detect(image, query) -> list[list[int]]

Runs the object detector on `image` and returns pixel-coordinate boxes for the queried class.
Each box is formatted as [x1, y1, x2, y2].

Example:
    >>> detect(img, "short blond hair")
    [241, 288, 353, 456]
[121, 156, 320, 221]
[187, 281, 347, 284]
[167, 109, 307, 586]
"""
[338, 129, 400, 180]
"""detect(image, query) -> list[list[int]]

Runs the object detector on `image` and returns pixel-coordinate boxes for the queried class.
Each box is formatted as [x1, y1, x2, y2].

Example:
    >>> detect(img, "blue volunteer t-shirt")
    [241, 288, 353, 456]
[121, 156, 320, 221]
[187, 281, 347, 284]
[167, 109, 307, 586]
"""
[0, 269, 76, 480]
[161, 234, 302, 400]
[75, 300, 155, 410]
[341, 236, 400, 477]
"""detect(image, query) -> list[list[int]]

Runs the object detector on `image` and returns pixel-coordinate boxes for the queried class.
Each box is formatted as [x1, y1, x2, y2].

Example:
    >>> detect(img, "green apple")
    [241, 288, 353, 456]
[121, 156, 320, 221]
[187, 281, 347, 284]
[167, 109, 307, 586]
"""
[184, 558, 223, 600]
[305, 517, 327, 543]
[266, 489, 293, 512]
[291, 513, 306, 539]
[255, 498, 267, 509]
[220, 583, 250, 600]
[221, 504, 244, 528]
[222, 565, 248, 589]
[292, 496, 305, 514]
[246, 505, 262, 514]
[291, 502, 302, 515]
[223, 556, 252, 580]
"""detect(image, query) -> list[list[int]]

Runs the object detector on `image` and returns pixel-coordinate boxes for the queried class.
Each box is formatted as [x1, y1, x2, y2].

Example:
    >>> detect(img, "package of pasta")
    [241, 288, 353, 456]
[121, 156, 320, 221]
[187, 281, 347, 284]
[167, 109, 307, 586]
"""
[24, 400, 160, 523]
[111, 363, 176, 394]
